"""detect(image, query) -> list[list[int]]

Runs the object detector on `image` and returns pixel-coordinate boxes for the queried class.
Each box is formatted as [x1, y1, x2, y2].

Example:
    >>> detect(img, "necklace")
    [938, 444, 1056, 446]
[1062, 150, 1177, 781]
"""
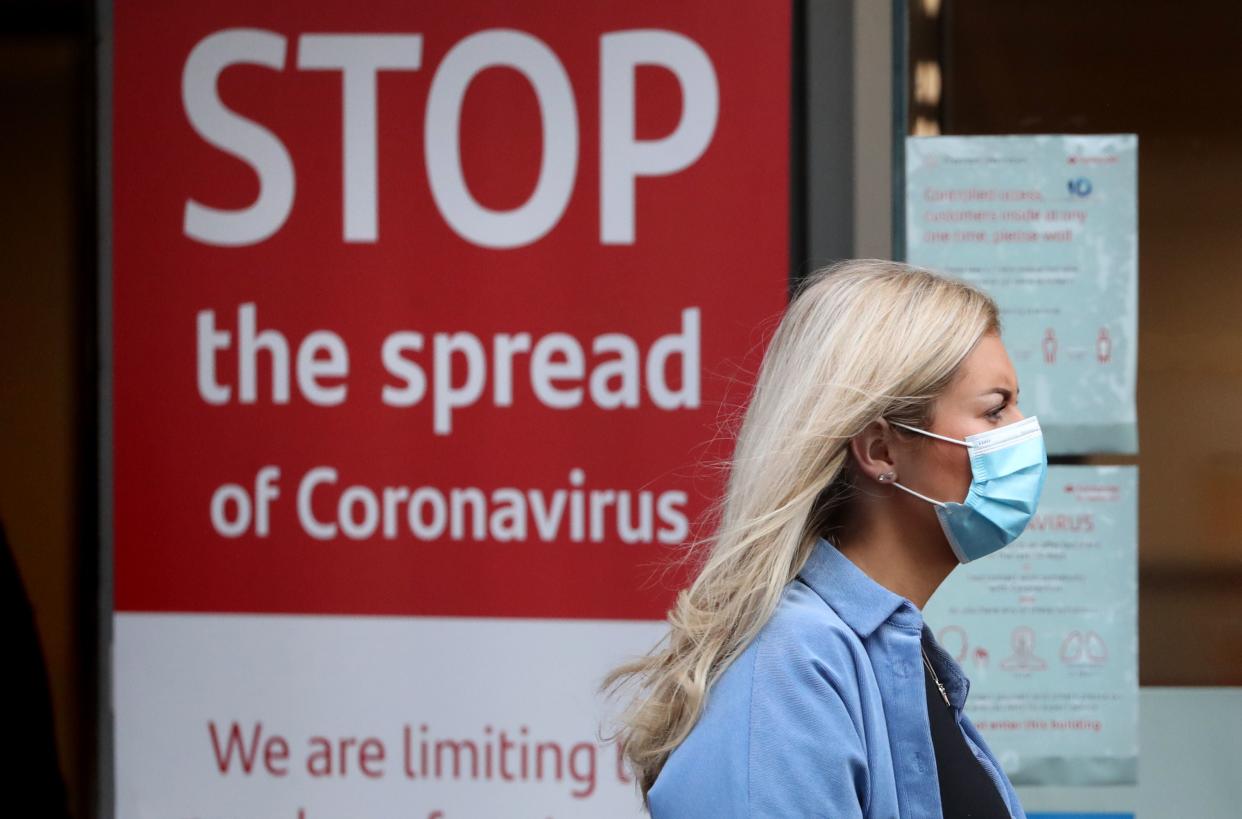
[922, 645, 951, 708]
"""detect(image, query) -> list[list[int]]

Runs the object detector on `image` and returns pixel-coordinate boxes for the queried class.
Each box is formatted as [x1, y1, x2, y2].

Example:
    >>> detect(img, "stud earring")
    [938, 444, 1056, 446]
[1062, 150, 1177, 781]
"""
[878, 471, 896, 483]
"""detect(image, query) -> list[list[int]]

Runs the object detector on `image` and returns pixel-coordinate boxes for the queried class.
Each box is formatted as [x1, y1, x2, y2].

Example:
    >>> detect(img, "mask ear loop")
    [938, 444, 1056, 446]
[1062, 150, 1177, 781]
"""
[884, 420, 976, 508]
[890, 420, 976, 448]
[888, 479, 948, 508]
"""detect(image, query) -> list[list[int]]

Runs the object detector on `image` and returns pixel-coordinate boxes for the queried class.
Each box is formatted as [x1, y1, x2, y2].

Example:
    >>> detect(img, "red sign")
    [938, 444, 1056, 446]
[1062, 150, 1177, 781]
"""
[111, 1, 790, 620]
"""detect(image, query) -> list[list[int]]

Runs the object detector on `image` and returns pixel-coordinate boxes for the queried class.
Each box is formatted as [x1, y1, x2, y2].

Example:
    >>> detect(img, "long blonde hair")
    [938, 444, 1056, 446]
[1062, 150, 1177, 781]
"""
[600, 259, 1000, 800]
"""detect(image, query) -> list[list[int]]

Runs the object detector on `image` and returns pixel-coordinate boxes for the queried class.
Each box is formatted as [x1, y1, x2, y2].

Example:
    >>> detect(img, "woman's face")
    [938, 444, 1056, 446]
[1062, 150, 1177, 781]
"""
[894, 330, 1024, 505]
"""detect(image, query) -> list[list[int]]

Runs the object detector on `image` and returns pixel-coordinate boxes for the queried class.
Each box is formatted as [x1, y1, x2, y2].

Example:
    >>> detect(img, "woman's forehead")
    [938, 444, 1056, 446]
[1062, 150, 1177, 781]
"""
[954, 336, 1017, 391]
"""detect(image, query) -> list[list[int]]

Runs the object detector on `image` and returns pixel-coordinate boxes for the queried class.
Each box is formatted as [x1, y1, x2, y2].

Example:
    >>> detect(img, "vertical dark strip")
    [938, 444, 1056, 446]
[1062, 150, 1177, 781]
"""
[74, 3, 102, 817]
[788, 0, 808, 298]
[803, 0, 856, 276]
[94, 0, 114, 817]
[891, 0, 909, 261]
[793, 0, 857, 292]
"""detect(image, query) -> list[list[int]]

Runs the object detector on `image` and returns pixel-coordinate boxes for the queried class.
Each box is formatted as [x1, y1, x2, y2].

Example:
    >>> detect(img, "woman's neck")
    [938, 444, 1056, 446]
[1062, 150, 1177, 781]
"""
[832, 505, 958, 610]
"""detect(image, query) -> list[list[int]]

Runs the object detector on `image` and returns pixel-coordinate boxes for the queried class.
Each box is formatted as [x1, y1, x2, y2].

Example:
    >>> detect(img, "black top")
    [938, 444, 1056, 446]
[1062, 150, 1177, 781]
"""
[922, 646, 1012, 818]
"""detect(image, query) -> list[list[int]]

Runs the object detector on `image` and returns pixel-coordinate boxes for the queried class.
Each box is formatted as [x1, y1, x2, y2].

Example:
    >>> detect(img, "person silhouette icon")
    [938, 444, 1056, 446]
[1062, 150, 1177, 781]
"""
[1000, 626, 1047, 671]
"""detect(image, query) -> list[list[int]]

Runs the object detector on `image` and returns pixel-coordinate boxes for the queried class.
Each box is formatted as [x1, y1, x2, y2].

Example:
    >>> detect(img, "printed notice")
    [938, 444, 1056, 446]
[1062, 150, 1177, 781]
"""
[923, 465, 1139, 786]
[906, 135, 1138, 454]
[107, 1, 790, 816]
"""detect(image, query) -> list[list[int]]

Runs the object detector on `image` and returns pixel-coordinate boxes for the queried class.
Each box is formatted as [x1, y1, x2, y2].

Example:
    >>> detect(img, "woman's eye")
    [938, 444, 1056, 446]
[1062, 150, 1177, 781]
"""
[986, 404, 1006, 420]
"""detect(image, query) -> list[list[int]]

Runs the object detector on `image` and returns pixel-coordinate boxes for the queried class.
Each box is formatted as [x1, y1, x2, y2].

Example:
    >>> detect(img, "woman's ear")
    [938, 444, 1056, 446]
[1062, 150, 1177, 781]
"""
[850, 419, 899, 485]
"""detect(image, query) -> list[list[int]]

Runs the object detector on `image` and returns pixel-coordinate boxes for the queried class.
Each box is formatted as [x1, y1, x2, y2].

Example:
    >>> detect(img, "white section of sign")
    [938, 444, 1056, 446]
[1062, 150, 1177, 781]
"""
[114, 614, 665, 819]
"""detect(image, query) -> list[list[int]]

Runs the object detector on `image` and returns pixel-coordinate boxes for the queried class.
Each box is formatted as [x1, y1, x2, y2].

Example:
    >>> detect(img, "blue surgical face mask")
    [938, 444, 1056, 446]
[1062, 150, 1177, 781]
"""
[885, 415, 1048, 563]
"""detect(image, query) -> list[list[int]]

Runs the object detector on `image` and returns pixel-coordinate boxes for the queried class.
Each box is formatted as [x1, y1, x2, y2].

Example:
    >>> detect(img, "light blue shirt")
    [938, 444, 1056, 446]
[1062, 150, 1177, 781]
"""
[647, 536, 1026, 818]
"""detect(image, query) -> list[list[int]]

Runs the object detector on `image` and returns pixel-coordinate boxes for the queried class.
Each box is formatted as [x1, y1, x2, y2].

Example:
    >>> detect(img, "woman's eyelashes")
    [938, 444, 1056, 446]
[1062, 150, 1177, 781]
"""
[985, 402, 1007, 420]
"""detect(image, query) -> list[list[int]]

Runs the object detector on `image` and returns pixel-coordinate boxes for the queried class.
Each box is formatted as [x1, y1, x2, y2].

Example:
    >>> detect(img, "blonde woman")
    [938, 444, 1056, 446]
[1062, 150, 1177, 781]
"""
[603, 260, 1043, 818]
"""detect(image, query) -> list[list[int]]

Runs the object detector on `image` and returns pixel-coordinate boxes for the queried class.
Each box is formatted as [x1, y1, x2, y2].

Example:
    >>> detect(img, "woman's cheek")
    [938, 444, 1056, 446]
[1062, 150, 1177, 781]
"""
[940, 448, 974, 502]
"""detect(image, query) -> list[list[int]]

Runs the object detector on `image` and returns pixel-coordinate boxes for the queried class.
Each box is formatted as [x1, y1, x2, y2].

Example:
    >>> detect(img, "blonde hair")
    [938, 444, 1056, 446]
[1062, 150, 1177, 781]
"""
[600, 259, 1000, 801]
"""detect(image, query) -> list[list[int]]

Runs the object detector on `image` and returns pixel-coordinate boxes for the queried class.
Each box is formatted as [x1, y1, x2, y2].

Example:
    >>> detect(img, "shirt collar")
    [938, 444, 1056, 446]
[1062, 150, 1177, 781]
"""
[797, 537, 972, 711]
[797, 536, 921, 639]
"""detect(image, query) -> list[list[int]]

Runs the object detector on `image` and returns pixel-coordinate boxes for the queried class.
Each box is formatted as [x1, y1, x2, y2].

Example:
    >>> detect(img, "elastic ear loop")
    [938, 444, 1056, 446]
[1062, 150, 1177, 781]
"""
[890, 420, 976, 447]
[885, 420, 975, 508]
[888, 479, 948, 508]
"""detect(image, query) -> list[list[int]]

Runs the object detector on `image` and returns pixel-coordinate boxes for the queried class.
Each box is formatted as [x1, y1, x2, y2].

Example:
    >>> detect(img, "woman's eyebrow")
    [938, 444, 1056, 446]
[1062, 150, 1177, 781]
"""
[981, 387, 1018, 400]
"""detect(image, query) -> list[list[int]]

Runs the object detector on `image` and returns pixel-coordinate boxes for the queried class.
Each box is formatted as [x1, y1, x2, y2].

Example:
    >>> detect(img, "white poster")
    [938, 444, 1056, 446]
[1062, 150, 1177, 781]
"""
[906, 135, 1139, 454]
[923, 465, 1139, 786]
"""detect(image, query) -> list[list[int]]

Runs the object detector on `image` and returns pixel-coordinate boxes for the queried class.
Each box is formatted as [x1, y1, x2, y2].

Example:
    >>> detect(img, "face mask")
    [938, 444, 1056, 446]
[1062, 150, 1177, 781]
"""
[882, 415, 1048, 563]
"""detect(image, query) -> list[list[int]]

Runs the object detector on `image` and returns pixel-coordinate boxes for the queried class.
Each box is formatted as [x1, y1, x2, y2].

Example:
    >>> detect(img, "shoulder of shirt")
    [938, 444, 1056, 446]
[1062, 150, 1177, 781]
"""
[741, 578, 871, 810]
[754, 576, 864, 663]
[647, 578, 869, 818]
[747, 577, 869, 714]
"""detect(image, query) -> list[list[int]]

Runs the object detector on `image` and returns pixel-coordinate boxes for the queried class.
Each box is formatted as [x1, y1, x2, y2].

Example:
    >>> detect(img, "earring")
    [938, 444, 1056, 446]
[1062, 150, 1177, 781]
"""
[878, 471, 896, 483]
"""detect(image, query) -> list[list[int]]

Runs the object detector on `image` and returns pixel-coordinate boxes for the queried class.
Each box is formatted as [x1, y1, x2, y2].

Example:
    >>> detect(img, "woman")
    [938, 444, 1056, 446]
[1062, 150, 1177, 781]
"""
[602, 259, 1044, 818]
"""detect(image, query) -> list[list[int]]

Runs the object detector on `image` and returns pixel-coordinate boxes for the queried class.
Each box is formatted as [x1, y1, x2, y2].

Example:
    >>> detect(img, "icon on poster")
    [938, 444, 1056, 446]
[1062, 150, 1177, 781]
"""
[1060, 629, 1108, 666]
[1042, 328, 1058, 364]
[1000, 626, 1047, 672]
[936, 624, 969, 662]
[1097, 326, 1112, 363]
